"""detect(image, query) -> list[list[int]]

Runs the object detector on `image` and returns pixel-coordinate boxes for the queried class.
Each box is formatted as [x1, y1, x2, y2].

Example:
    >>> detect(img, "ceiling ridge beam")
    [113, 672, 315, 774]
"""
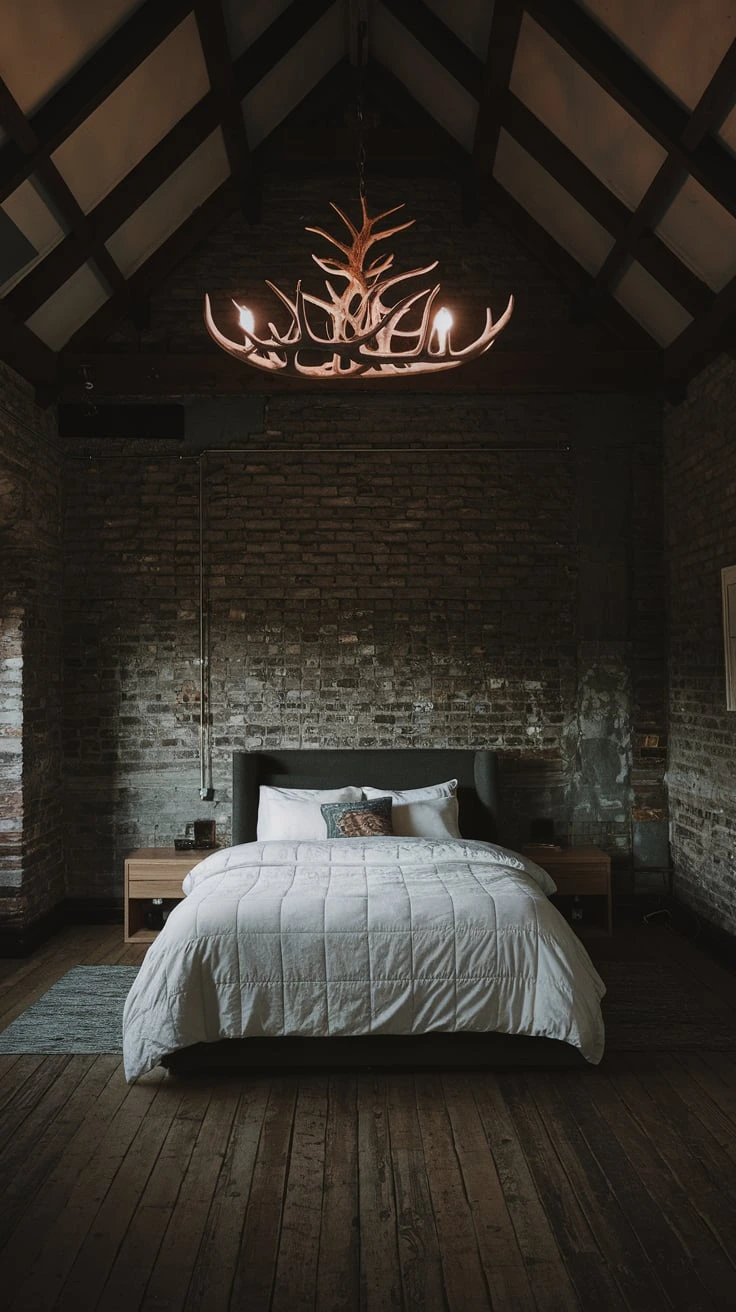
[3, 0, 335, 323]
[194, 0, 259, 222]
[525, 0, 736, 220]
[0, 0, 194, 206]
[504, 92, 713, 319]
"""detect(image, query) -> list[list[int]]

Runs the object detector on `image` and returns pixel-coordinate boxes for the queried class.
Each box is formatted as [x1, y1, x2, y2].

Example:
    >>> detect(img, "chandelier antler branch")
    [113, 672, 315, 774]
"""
[204, 196, 514, 379]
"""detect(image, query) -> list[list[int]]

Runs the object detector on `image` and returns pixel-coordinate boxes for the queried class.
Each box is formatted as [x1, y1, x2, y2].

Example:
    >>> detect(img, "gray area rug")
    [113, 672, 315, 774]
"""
[0, 960, 733, 1055]
[0, 965, 139, 1054]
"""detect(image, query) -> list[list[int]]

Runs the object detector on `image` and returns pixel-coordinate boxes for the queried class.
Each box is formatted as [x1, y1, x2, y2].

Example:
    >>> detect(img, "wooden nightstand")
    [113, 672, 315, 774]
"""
[522, 844, 612, 936]
[124, 847, 211, 943]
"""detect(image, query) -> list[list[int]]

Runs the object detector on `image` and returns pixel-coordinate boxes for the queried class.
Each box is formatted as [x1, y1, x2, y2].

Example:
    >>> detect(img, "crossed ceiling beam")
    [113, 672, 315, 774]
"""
[0, 0, 733, 389]
[193, 0, 258, 223]
[1, 0, 334, 325]
[386, 0, 736, 376]
[525, 0, 736, 221]
[0, 0, 194, 206]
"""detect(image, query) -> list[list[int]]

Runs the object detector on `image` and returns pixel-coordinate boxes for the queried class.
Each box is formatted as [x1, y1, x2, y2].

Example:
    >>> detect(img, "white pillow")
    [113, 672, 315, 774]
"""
[257, 785, 362, 841]
[362, 780, 461, 839]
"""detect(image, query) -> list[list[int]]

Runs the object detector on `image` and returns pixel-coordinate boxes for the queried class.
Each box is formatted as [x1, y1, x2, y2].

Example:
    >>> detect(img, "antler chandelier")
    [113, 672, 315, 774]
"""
[204, 195, 514, 379]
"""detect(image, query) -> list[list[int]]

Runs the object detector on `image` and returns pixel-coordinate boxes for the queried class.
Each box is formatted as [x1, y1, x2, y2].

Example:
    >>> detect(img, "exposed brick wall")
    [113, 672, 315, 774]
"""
[63, 388, 665, 903]
[0, 361, 64, 929]
[0, 174, 668, 920]
[664, 353, 736, 936]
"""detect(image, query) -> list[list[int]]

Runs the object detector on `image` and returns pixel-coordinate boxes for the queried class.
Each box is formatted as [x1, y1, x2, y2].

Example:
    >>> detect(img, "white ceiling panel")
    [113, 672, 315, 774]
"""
[614, 261, 692, 346]
[0, 179, 66, 295]
[655, 176, 736, 292]
[50, 14, 210, 214]
[105, 130, 230, 278]
[422, 0, 495, 59]
[512, 14, 668, 210]
[374, 2, 477, 151]
[0, 0, 142, 116]
[223, 0, 297, 60]
[579, 0, 736, 111]
[494, 130, 615, 275]
[26, 262, 108, 349]
[243, 5, 344, 148]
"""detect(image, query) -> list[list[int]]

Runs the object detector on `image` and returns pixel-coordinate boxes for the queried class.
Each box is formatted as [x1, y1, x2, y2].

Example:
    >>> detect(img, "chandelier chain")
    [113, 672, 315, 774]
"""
[356, 18, 368, 203]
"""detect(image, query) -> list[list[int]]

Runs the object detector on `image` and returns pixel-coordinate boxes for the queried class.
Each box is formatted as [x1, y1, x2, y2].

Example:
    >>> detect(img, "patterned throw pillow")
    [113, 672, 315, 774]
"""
[321, 796, 393, 839]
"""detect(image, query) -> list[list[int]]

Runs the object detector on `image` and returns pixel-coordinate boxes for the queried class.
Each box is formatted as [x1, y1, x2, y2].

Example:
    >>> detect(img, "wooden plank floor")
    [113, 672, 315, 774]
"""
[0, 923, 735, 1310]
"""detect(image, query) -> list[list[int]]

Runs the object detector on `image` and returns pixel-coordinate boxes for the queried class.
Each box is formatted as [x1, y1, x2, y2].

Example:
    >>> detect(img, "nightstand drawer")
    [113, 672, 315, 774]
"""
[128, 878, 186, 900]
[551, 869, 609, 895]
[124, 847, 210, 944]
[128, 861, 193, 882]
[522, 844, 612, 935]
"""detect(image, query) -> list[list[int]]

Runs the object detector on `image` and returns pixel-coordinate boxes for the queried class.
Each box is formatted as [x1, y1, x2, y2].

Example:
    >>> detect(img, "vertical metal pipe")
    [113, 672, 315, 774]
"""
[198, 454, 208, 798]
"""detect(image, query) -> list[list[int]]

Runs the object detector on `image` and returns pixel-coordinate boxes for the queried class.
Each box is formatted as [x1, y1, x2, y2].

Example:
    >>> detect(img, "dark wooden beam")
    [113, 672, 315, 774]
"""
[194, 0, 259, 222]
[58, 348, 662, 399]
[469, 0, 523, 199]
[233, 0, 336, 98]
[503, 93, 713, 320]
[484, 178, 658, 352]
[0, 302, 57, 386]
[3, 0, 333, 322]
[593, 37, 736, 295]
[665, 272, 736, 381]
[5, 95, 219, 321]
[0, 77, 129, 298]
[378, 0, 482, 98]
[0, 0, 194, 205]
[525, 0, 736, 219]
[65, 177, 238, 351]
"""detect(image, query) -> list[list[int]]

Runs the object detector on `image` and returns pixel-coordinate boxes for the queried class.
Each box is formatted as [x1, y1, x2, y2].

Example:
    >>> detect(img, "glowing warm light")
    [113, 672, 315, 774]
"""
[204, 197, 514, 379]
[235, 302, 255, 339]
[432, 306, 452, 354]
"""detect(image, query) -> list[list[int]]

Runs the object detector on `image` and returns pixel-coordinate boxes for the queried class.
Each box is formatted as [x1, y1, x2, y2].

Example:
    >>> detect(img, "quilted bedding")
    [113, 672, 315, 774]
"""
[122, 837, 606, 1079]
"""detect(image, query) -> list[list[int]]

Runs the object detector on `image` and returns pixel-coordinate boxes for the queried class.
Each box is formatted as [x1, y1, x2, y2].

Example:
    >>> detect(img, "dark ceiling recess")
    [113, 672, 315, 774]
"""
[58, 404, 185, 440]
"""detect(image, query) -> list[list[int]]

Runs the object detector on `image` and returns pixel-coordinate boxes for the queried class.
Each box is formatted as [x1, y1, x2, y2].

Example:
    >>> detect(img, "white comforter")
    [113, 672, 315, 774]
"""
[123, 837, 606, 1079]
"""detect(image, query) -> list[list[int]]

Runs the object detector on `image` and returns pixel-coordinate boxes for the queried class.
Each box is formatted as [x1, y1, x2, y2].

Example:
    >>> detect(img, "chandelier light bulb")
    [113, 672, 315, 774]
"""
[205, 197, 514, 379]
[432, 306, 452, 354]
[235, 302, 255, 341]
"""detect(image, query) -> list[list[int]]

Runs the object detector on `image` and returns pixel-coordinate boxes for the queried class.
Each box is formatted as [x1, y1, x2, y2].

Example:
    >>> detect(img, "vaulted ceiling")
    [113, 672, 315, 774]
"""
[1, 0, 735, 400]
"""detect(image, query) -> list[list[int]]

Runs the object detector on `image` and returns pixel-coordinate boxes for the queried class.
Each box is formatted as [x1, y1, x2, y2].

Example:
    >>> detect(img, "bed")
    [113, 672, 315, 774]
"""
[122, 749, 606, 1079]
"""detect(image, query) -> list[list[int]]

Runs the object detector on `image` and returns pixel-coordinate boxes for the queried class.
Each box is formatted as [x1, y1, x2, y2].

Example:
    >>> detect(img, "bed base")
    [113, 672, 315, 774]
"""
[161, 1032, 586, 1075]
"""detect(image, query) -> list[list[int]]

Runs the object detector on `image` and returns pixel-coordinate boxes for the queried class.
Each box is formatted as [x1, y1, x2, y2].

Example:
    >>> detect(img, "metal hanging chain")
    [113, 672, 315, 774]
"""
[356, 17, 368, 204]
[357, 97, 367, 203]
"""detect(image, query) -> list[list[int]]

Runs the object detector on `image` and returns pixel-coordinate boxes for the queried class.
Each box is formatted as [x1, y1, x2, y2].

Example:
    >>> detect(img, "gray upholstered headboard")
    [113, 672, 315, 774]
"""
[232, 749, 500, 846]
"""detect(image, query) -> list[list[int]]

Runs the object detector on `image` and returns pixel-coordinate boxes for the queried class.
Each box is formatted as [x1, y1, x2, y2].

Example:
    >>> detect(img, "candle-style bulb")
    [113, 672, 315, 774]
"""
[432, 306, 452, 353]
[233, 301, 255, 338]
